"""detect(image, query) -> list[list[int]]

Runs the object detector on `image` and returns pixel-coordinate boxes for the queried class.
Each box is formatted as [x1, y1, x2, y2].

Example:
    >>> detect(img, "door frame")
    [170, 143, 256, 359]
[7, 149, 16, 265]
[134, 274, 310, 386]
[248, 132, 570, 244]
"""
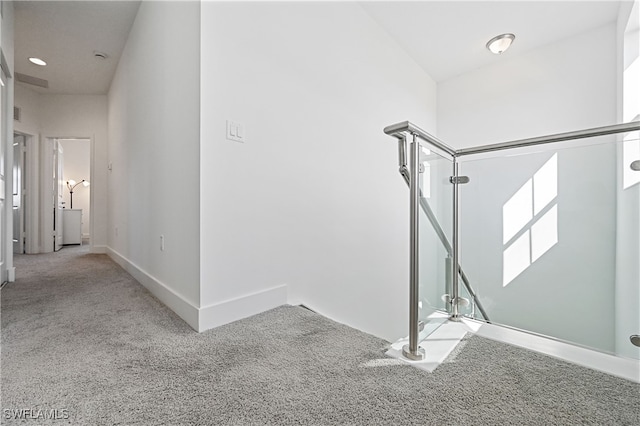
[12, 132, 25, 254]
[22, 133, 39, 254]
[20, 134, 95, 253]
[45, 135, 94, 251]
[54, 140, 64, 251]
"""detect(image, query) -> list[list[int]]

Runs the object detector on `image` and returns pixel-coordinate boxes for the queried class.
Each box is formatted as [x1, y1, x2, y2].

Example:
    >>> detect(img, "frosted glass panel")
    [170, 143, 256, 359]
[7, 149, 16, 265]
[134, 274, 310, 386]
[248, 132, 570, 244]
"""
[459, 134, 640, 360]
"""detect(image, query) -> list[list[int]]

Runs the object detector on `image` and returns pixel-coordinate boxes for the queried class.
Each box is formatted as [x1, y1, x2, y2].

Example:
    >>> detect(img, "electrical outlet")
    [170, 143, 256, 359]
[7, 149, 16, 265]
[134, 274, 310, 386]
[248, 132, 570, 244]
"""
[160, 235, 164, 251]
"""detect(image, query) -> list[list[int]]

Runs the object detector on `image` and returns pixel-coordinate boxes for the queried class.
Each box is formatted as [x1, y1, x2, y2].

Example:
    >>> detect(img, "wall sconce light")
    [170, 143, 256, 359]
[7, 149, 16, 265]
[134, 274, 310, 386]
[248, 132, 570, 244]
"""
[486, 33, 515, 54]
[66, 179, 90, 209]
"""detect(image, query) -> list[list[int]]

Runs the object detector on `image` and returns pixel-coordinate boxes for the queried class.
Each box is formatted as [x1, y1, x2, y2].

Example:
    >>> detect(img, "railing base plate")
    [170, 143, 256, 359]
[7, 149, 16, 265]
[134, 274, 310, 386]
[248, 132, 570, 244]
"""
[402, 344, 426, 360]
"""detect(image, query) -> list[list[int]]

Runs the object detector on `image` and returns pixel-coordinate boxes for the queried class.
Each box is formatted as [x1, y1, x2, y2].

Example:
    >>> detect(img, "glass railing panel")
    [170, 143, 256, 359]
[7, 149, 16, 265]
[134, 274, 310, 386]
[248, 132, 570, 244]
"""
[458, 132, 640, 359]
[456, 274, 476, 318]
[417, 143, 454, 337]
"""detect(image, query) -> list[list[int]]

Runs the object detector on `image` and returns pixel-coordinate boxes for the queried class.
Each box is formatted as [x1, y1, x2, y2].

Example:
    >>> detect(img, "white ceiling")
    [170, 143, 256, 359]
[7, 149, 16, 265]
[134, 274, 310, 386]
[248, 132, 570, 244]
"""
[12, 1, 624, 94]
[14, 0, 141, 94]
[360, 0, 624, 82]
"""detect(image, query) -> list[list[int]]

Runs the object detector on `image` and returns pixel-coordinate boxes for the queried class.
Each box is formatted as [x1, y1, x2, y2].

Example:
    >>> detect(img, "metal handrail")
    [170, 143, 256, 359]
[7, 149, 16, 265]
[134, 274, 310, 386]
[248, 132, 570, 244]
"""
[384, 121, 457, 157]
[457, 121, 640, 156]
[387, 119, 639, 360]
[385, 120, 640, 157]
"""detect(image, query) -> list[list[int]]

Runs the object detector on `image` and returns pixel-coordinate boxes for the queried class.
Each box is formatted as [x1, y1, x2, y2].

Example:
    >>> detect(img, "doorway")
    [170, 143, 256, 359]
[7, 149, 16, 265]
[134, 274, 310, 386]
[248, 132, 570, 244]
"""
[59, 138, 91, 245]
[16, 136, 92, 253]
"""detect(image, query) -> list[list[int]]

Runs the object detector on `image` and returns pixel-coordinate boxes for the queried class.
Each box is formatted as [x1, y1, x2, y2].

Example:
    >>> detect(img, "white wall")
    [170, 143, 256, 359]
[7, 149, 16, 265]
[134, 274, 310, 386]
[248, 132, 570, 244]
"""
[13, 85, 40, 253]
[107, 1, 201, 327]
[200, 2, 437, 340]
[14, 85, 40, 137]
[438, 24, 618, 148]
[437, 24, 619, 353]
[1, 0, 15, 280]
[60, 138, 91, 237]
[39, 94, 107, 249]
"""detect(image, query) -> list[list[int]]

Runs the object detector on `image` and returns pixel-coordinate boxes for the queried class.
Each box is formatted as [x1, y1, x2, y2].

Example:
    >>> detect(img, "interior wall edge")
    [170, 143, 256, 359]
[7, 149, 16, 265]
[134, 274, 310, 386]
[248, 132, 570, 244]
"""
[106, 246, 199, 331]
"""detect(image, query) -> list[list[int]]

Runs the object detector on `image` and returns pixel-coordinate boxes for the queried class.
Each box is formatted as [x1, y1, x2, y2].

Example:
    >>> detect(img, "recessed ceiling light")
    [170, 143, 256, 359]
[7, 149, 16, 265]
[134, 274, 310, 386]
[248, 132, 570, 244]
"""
[486, 33, 515, 55]
[28, 57, 47, 66]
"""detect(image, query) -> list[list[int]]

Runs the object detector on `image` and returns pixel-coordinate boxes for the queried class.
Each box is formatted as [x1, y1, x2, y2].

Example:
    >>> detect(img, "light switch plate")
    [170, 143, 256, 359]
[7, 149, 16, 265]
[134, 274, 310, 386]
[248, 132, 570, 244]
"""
[226, 120, 245, 143]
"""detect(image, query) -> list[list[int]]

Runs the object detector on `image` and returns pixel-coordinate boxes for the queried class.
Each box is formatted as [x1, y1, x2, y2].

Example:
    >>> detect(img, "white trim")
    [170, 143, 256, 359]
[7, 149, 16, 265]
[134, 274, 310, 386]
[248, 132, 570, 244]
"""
[466, 318, 640, 383]
[105, 247, 287, 334]
[23, 133, 39, 254]
[389, 317, 640, 383]
[41, 138, 55, 253]
[7, 267, 15, 282]
[106, 247, 199, 331]
[89, 135, 95, 254]
[198, 285, 288, 332]
[90, 244, 107, 254]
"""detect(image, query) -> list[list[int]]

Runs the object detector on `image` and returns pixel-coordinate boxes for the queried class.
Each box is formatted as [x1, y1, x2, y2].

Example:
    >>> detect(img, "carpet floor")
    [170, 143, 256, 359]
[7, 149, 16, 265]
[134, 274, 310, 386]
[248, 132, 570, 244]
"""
[1, 245, 639, 425]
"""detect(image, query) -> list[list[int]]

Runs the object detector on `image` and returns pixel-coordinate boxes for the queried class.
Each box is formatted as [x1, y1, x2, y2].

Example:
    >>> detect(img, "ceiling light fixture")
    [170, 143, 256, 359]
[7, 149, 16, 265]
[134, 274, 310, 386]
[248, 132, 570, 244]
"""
[28, 57, 47, 66]
[486, 33, 515, 54]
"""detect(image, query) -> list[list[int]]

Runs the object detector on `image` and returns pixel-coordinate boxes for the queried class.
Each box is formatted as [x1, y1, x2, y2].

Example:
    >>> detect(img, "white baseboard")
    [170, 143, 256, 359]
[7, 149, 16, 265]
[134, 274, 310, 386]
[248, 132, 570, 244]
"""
[389, 317, 639, 383]
[198, 285, 288, 332]
[104, 247, 287, 334]
[106, 247, 199, 330]
[90, 245, 107, 254]
[464, 318, 640, 383]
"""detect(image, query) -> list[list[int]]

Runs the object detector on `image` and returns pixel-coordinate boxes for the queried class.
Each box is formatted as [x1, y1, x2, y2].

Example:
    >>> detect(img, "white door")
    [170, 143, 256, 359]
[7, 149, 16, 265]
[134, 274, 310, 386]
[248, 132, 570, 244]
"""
[54, 141, 64, 251]
[0, 69, 7, 282]
[42, 138, 64, 252]
[13, 134, 25, 254]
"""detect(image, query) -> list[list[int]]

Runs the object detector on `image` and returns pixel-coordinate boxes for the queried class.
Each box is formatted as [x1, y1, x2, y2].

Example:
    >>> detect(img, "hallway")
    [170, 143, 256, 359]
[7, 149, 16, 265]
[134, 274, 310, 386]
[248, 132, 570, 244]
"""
[1, 247, 639, 425]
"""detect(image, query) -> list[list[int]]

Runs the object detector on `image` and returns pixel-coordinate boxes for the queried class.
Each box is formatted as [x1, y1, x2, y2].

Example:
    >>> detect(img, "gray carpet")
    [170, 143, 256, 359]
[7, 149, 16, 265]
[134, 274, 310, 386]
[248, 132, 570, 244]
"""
[1, 245, 639, 425]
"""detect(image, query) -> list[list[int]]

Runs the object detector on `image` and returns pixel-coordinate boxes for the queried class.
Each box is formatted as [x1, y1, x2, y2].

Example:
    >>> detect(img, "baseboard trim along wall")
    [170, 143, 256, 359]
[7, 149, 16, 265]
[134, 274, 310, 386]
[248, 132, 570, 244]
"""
[105, 247, 287, 334]
[465, 318, 640, 383]
[198, 285, 288, 332]
[106, 247, 200, 330]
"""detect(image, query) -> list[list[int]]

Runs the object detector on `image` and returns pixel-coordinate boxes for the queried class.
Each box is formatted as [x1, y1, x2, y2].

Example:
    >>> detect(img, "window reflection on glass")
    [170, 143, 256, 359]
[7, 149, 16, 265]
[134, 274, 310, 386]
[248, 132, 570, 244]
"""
[503, 153, 558, 286]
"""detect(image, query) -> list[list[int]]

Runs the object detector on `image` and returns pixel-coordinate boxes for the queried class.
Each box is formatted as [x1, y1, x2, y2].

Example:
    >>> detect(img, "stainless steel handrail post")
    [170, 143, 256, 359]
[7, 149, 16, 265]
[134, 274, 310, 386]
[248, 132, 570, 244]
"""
[402, 134, 426, 360]
[450, 160, 461, 321]
[398, 136, 407, 172]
